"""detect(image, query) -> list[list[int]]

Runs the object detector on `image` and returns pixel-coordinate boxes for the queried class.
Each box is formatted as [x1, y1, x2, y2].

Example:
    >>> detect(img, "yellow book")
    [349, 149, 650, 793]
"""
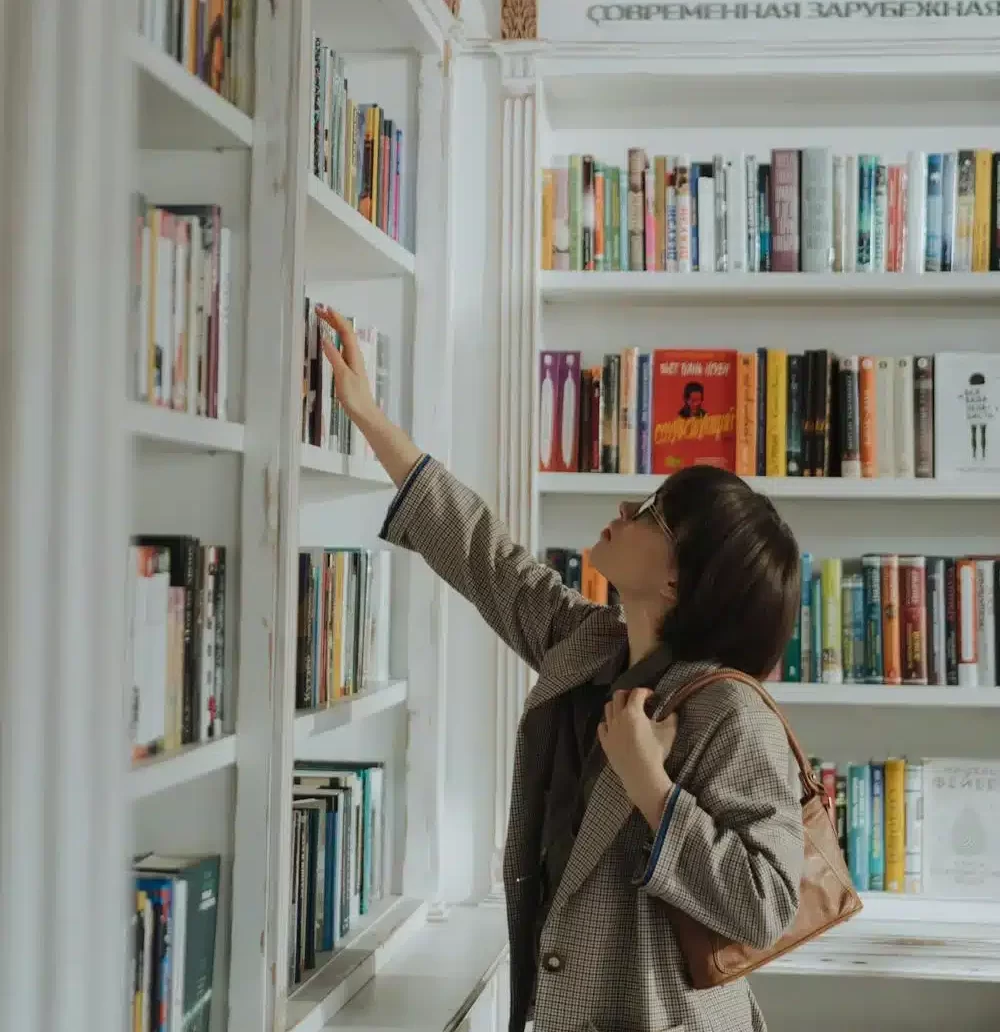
[765, 350, 788, 477]
[820, 558, 842, 683]
[973, 148, 992, 271]
[541, 169, 554, 271]
[884, 757, 906, 892]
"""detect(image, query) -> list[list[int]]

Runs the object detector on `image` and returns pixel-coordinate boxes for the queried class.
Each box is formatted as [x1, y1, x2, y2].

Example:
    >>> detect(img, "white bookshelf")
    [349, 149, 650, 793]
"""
[522, 41, 1000, 994]
[127, 401, 246, 453]
[129, 736, 239, 800]
[300, 443, 394, 485]
[294, 679, 409, 743]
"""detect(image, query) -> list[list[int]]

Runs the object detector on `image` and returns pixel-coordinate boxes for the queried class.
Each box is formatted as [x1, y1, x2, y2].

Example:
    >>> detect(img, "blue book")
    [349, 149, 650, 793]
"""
[135, 876, 173, 1032]
[869, 762, 885, 891]
[848, 763, 871, 891]
[862, 554, 884, 683]
[810, 574, 823, 683]
[637, 353, 652, 473]
[690, 163, 700, 271]
[925, 153, 944, 271]
[800, 554, 813, 683]
[941, 152, 957, 271]
[619, 168, 629, 272]
[857, 155, 877, 270]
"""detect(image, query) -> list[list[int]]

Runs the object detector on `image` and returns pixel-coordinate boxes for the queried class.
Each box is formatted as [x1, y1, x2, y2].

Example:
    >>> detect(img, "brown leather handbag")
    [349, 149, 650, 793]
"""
[658, 668, 863, 989]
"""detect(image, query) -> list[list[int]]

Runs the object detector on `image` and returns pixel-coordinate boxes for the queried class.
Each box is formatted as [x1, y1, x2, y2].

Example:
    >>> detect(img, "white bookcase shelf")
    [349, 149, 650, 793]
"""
[129, 735, 238, 801]
[294, 679, 408, 742]
[128, 32, 253, 151]
[306, 177, 416, 280]
[536, 472, 1000, 502]
[127, 401, 246, 453]
[300, 444, 393, 486]
[540, 271, 1000, 305]
[769, 683, 1000, 709]
[286, 896, 428, 1032]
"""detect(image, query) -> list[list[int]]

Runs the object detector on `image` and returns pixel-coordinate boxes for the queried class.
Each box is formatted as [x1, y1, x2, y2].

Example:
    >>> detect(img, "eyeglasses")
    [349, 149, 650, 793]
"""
[630, 491, 675, 544]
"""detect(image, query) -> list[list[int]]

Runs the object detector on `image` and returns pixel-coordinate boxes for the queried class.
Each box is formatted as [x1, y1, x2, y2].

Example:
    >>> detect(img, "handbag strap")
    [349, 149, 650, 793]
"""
[659, 668, 825, 801]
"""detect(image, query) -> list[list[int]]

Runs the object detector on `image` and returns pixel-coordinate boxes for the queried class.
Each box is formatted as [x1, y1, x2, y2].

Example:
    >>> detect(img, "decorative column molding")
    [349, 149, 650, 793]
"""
[492, 61, 538, 893]
[403, 50, 457, 914]
[0, 0, 131, 1029]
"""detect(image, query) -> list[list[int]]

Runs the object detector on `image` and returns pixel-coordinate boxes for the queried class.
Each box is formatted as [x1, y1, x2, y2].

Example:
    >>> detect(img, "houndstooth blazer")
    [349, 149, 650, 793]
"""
[380, 457, 804, 1032]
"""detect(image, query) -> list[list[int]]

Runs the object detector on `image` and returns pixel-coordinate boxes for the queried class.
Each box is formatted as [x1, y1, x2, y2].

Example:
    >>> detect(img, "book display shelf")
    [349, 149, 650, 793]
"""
[524, 48, 1000, 986]
[122, 3, 508, 1032]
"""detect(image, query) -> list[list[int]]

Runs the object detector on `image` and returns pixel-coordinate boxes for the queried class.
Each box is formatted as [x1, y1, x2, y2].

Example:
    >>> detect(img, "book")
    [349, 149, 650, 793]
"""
[933, 352, 1000, 478]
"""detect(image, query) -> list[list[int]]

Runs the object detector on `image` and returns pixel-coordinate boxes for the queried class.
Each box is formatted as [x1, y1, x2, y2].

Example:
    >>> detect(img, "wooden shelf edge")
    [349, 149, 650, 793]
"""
[128, 32, 253, 147]
[306, 177, 415, 278]
[285, 896, 428, 1032]
[768, 683, 1000, 708]
[294, 680, 408, 742]
[536, 472, 1000, 501]
[129, 735, 238, 800]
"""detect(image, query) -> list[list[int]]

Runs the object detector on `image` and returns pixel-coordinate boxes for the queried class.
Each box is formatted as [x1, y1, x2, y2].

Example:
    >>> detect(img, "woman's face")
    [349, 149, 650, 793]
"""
[589, 495, 677, 605]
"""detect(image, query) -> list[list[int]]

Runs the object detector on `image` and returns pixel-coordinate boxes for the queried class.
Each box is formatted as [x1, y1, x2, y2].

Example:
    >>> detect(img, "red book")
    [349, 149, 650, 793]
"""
[899, 556, 928, 685]
[770, 149, 801, 272]
[651, 350, 738, 474]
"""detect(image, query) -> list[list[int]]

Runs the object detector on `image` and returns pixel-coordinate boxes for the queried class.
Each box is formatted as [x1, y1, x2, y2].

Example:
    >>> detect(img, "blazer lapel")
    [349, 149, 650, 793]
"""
[548, 656, 719, 914]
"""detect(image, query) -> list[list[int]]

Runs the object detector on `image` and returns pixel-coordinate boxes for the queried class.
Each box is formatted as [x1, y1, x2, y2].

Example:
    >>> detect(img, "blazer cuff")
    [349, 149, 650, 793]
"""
[379, 453, 434, 543]
[635, 784, 692, 895]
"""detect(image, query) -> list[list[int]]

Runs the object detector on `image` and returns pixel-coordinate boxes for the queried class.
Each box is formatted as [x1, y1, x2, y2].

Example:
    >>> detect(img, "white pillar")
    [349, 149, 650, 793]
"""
[0, 1, 132, 1029]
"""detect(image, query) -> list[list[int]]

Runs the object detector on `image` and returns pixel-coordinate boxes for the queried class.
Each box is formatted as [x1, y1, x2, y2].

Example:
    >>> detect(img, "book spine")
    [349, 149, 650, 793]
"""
[900, 555, 928, 685]
[904, 762, 923, 893]
[881, 554, 902, 685]
[770, 149, 800, 272]
[726, 154, 747, 272]
[992, 152, 1000, 272]
[588, 367, 603, 472]
[957, 558, 979, 686]
[816, 351, 832, 477]
[735, 353, 757, 478]
[925, 153, 944, 271]
[835, 775, 849, 862]
[811, 569, 823, 683]
[842, 574, 865, 683]
[618, 348, 639, 475]
[906, 151, 927, 273]
[973, 148, 993, 272]
[654, 156, 666, 272]
[844, 155, 858, 273]
[914, 355, 934, 478]
[714, 154, 728, 272]
[801, 146, 833, 273]
[821, 558, 843, 684]
[927, 557, 947, 687]
[862, 554, 884, 683]
[690, 164, 700, 271]
[569, 156, 582, 271]
[941, 152, 958, 271]
[676, 159, 691, 273]
[637, 353, 652, 475]
[553, 162, 569, 271]
[858, 356, 876, 477]
[619, 168, 629, 272]
[745, 155, 759, 273]
[601, 356, 620, 473]
[869, 762, 885, 892]
[856, 155, 875, 271]
[944, 557, 960, 685]
[848, 763, 871, 892]
[594, 163, 606, 271]
[755, 348, 767, 477]
[541, 169, 554, 271]
[212, 547, 225, 734]
[976, 559, 996, 688]
[696, 164, 715, 273]
[875, 357, 895, 477]
[802, 351, 816, 476]
[786, 353, 804, 476]
[582, 155, 594, 271]
[800, 553, 813, 685]
[884, 758, 906, 892]
[757, 164, 771, 271]
[627, 149, 646, 271]
[832, 154, 846, 272]
[838, 356, 861, 478]
[665, 157, 678, 272]
[784, 597, 802, 682]
[644, 163, 657, 272]
[872, 163, 888, 273]
[893, 356, 915, 477]
[765, 350, 787, 477]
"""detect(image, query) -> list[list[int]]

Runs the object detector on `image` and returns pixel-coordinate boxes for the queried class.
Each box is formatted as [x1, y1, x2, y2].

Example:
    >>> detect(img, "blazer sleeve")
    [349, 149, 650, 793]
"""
[379, 455, 600, 671]
[635, 701, 804, 951]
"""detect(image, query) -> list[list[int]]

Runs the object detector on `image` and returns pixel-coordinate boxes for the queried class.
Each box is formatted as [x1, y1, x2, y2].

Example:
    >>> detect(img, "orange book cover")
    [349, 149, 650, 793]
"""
[652, 350, 738, 474]
[541, 169, 554, 271]
[881, 554, 902, 685]
[581, 549, 609, 604]
[859, 356, 876, 477]
[735, 352, 757, 476]
[595, 168, 605, 267]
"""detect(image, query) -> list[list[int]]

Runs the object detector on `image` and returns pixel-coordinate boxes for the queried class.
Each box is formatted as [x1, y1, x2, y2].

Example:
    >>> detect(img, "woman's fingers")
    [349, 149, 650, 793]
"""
[317, 306, 364, 372]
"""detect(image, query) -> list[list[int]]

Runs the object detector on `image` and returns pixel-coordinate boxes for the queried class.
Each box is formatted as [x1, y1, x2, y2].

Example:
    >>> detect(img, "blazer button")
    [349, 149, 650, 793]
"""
[543, 952, 564, 972]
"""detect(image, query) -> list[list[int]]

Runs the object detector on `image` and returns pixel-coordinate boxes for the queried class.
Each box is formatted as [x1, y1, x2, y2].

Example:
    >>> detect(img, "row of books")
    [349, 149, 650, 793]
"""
[138, 0, 254, 113]
[301, 301, 389, 459]
[311, 36, 405, 244]
[540, 149, 1000, 275]
[132, 200, 232, 422]
[131, 853, 220, 1032]
[295, 549, 391, 711]
[783, 555, 1000, 690]
[128, 538, 228, 761]
[540, 348, 999, 480]
[289, 761, 386, 987]
[820, 758, 1000, 900]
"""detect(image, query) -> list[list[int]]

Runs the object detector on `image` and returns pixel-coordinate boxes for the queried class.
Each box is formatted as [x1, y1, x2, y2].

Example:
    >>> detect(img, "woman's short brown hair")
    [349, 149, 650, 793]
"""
[655, 465, 800, 678]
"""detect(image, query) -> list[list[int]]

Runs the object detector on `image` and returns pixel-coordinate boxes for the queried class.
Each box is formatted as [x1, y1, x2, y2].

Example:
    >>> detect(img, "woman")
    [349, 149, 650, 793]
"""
[322, 309, 804, 1032]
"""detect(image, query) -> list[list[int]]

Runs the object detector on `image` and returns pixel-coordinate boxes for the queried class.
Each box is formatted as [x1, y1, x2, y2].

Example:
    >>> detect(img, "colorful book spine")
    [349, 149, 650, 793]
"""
[637, 353, 652, 474]
[900, 555, 928, 686]
[881, 554, 902, 685]
[858, 356, 876, 478]
[800, 553, 813, 685]
[786, 353, 804, 476]
[927, 557, 947, 687]
[821, 558, 843, 684]
[765, 350, 788, 477]
[865, 555, 887, 686]
[925, 153, 943, 271]
[848, 763, 871, 892]
[884, 757, 906, 893]
[811, 572, 823, 683]
[735, 352, 757, 476]
[957, 557, 979, 687]
[838, 356, 861, 478]
[842, 574, 865, 684]
[618, 348, 639, 475]
[869, 762, 885, 891]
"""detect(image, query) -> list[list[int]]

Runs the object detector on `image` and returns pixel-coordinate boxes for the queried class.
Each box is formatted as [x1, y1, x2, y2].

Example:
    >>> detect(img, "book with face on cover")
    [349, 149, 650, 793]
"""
[934, 352, 1000, 478]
